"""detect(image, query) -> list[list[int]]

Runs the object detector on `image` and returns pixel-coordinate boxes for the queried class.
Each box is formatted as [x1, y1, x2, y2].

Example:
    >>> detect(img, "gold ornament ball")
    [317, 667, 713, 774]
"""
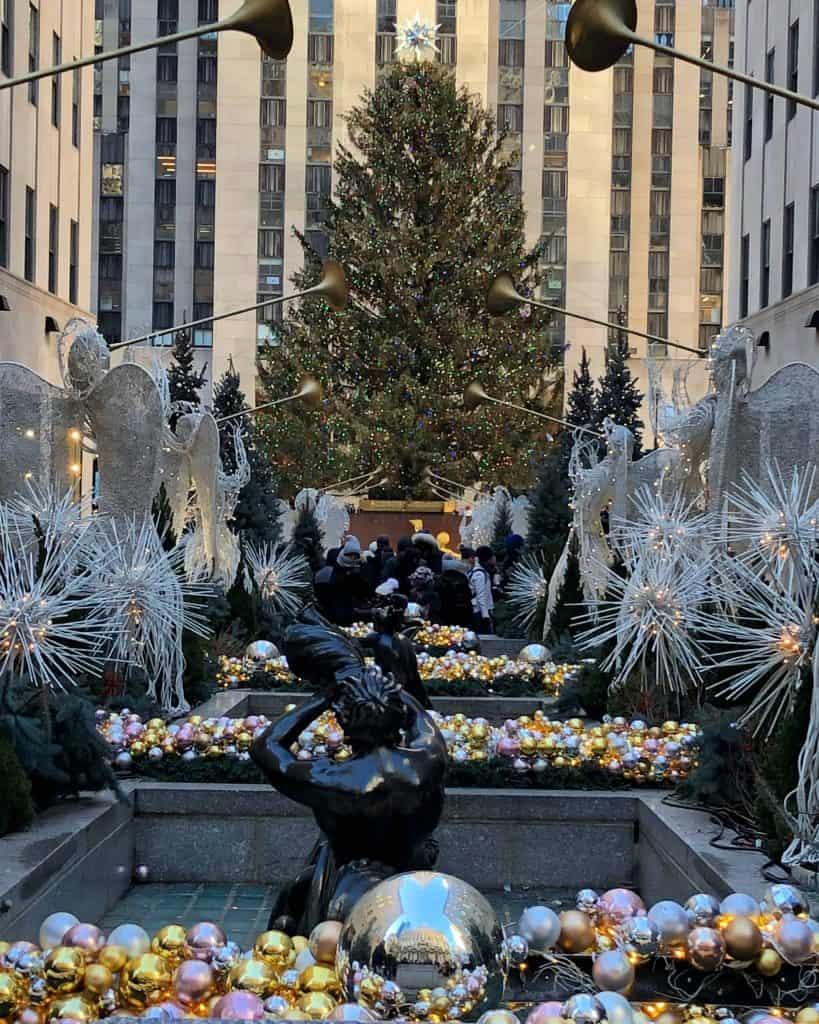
[795, 1010, 819, 1024]
[254, 930, 294, 968]
[655, 1012, 684, 1024]
[0, 941, 9, 958]
[288, 1011, 314, 1021]
[309, 925, 343, 962]
[293, 936, 309, 954]
[99, 944, 129, 973]
[300, 964, 341, 996]
[687, 1017, 715, 1024]
[151, 925, 190, 967]
[228, 957, 278, 998]
[45, 946, 87, 994]
[723, 917, 763, 961]
[48, 994, 100, 1023]
[0, 969, 27, 1018]
[298, 991, 337, 1019]
[755, 948, 783, 976]
[15, 1006, 45, 1024]
[558, 910, 595, 953]
[119, 952, 173, 1008]
[83, 963, 114, 996]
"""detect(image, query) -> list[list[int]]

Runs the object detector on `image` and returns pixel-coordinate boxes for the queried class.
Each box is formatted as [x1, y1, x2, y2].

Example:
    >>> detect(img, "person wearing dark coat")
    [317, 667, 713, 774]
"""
[316, 538, 372, 626]
[382, 536, 419, 594]
[412, 531, 443, 575]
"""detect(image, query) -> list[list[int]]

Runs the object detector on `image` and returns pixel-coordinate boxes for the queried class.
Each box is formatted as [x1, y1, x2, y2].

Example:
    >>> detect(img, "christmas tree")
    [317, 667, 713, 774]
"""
[595, 337, 644, 457]
[167, 326, 207, 408]
[211, 359, 281, 549]
[559, 347, 597, 469]
[257, 60, 556, 499]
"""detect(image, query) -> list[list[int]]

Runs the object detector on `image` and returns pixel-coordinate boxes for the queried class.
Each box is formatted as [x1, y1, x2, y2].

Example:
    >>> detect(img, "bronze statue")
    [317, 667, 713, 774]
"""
[251, 611, 447, 935]
[361, 595, 432, 709]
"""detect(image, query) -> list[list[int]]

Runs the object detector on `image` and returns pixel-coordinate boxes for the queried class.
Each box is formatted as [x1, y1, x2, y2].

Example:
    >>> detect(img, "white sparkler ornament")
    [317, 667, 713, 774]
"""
[87, 518, 213, 711]
[244, 543, 312, 617]
[0, 505, 106, 690]
[395, 11, 439, 60]
[506, 554, 548, 636]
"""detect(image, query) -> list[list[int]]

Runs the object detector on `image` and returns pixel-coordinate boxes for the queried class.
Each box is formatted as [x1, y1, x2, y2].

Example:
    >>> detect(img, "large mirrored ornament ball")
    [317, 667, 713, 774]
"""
[762, 884, 808, 918]
[597, 889, 645, 927]
[186, 922, 227, 962]
[245, 640, 280, 666]
[686, 927, 726, 972]
[0, 969, 27, 1018]
[517, 906, 561, 953]
[502, 935, 529, 967]
[309, 921, 343, 966]
[477, 1012, 520, 1024]
[518, 644, 550, 666]
[212, 991, 265, 1020]
[576, 889, 600, 917]
[107, 924, 151, 959]
[597, 992, 634, 1024]
[39, 913, 80, 950]
[63, 923, 107, 961]
[719, 893, 760, 919]
[562, 993, 608, 1024]
[119, 952, 173, 1008]
[772, 914, 814, 964]
[336, 872, 503, 1017]
[684, 894, 720, 927]
[647, 901, 690, 950]
[619, 916, 660, 961]
[722, 917, 763, 961]
[44, 946, 87, 994]
[462, 630, 480, 651]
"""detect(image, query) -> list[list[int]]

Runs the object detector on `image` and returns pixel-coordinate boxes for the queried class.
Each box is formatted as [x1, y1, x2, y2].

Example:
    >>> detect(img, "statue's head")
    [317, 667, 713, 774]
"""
[710, 325, 752, 393]
[333, 666, 405, 751]
[65, 324, 110, 394]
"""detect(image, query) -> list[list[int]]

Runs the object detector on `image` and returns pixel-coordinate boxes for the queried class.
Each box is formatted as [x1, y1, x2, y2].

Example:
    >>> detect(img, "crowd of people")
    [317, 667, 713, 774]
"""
[313, 529, 526, 634]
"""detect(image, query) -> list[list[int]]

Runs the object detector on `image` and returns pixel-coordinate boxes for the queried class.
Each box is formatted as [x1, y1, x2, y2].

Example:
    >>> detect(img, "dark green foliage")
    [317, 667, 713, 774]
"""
[167, 326, 207, 408]
[151, 483, 177, 551]
[490, 500, 514, 560]
[292, 503, 324, 574]
[560, 347, 597, 470]
[595, 338, 644, 456]
[0, 734, 34, 836]
[676, 708, 751, 808]
[556, 660, 612, 719]
[211, 359, 282, 550]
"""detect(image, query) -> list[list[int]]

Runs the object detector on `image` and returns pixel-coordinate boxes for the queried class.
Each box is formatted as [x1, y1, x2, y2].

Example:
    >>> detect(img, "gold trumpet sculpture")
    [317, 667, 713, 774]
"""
[463, 382, 605, 438]
[0, 0, 293, 92]
[566, 0, 819, 113]
[487, 271, 704, 358]
[216, 377, 323, 423]
[111, 260, 347, 351]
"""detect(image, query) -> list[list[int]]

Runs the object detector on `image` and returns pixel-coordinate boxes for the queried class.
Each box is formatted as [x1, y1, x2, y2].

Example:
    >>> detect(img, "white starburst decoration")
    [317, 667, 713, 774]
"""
[244, 543, 312, 618]
[395, 11, 439, 60]
[0, 504, 108, 690]
[86, 518, 213, 711]
[505, 554, 548, 635]
[577, 545, 710, 694]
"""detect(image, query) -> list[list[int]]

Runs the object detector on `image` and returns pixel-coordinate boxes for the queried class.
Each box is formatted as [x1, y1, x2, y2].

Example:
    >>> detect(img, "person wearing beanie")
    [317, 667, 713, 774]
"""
[316, 536, 372, 625]
[412, 531, 443, 575]
[500, 533, 525, 592]
[382, 536, 419, 594]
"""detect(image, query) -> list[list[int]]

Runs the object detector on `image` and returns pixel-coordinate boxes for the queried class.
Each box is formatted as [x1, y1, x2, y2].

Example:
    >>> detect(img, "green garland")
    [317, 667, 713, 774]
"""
[129, 755, 654, 791]
[231, 670, 549, 700]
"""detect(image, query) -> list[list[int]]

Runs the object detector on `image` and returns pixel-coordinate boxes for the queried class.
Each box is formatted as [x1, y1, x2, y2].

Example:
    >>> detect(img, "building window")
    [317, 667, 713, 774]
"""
[783, 201, 794, 298]
[376, 0, 396, 33]
[28, 4, 38, 105]
[306, 164, 331, 193]
[196, 178, 216, 206]
[198, 0, 218, 22]
[760, 219, 771, 309]
[157, 53, 178, 82]
[24, 187, 35, 282]
[72, 68, 80, 146]
[740, 233, 750, 318]
[152, 301, 174, 333]
[48, 204, 58, 294]
[154, 240, 175, 268]
[195, 241, 214, 268]
[258, 228, 283, 258]
[259, 164, 284, 192]
[743, 84, 752, 160]
[156, 116, 177, 144]
[69, 220, 78, 304]
[261, 98, 286, 127]
[765, 49, 774, 141]
[307, 99, 332, 128]
[51, 33, 60, 126]
[1, 0, 13, 78]
[0, 165, 6, 267]
[788, 19, 799, 121]
[811, 186, 819, 286]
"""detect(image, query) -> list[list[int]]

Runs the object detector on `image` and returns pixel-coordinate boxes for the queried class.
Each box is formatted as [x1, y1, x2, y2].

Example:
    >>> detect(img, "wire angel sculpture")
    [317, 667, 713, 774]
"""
[244, 543, 312, 618]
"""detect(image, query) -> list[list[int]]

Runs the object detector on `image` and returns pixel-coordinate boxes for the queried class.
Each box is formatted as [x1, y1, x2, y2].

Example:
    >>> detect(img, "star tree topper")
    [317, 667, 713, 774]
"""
[395, 11, 440, 60]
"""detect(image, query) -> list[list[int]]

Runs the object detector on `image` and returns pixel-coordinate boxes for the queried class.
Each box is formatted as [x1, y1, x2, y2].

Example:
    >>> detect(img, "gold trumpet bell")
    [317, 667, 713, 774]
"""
[463, 382, 490, 411]
[224, 0, 294, 61]
[566, 0, 638, 73]
[314, 260, 349, 312]
[297, 376, 324, 409]
[486, 272, 523, 316]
